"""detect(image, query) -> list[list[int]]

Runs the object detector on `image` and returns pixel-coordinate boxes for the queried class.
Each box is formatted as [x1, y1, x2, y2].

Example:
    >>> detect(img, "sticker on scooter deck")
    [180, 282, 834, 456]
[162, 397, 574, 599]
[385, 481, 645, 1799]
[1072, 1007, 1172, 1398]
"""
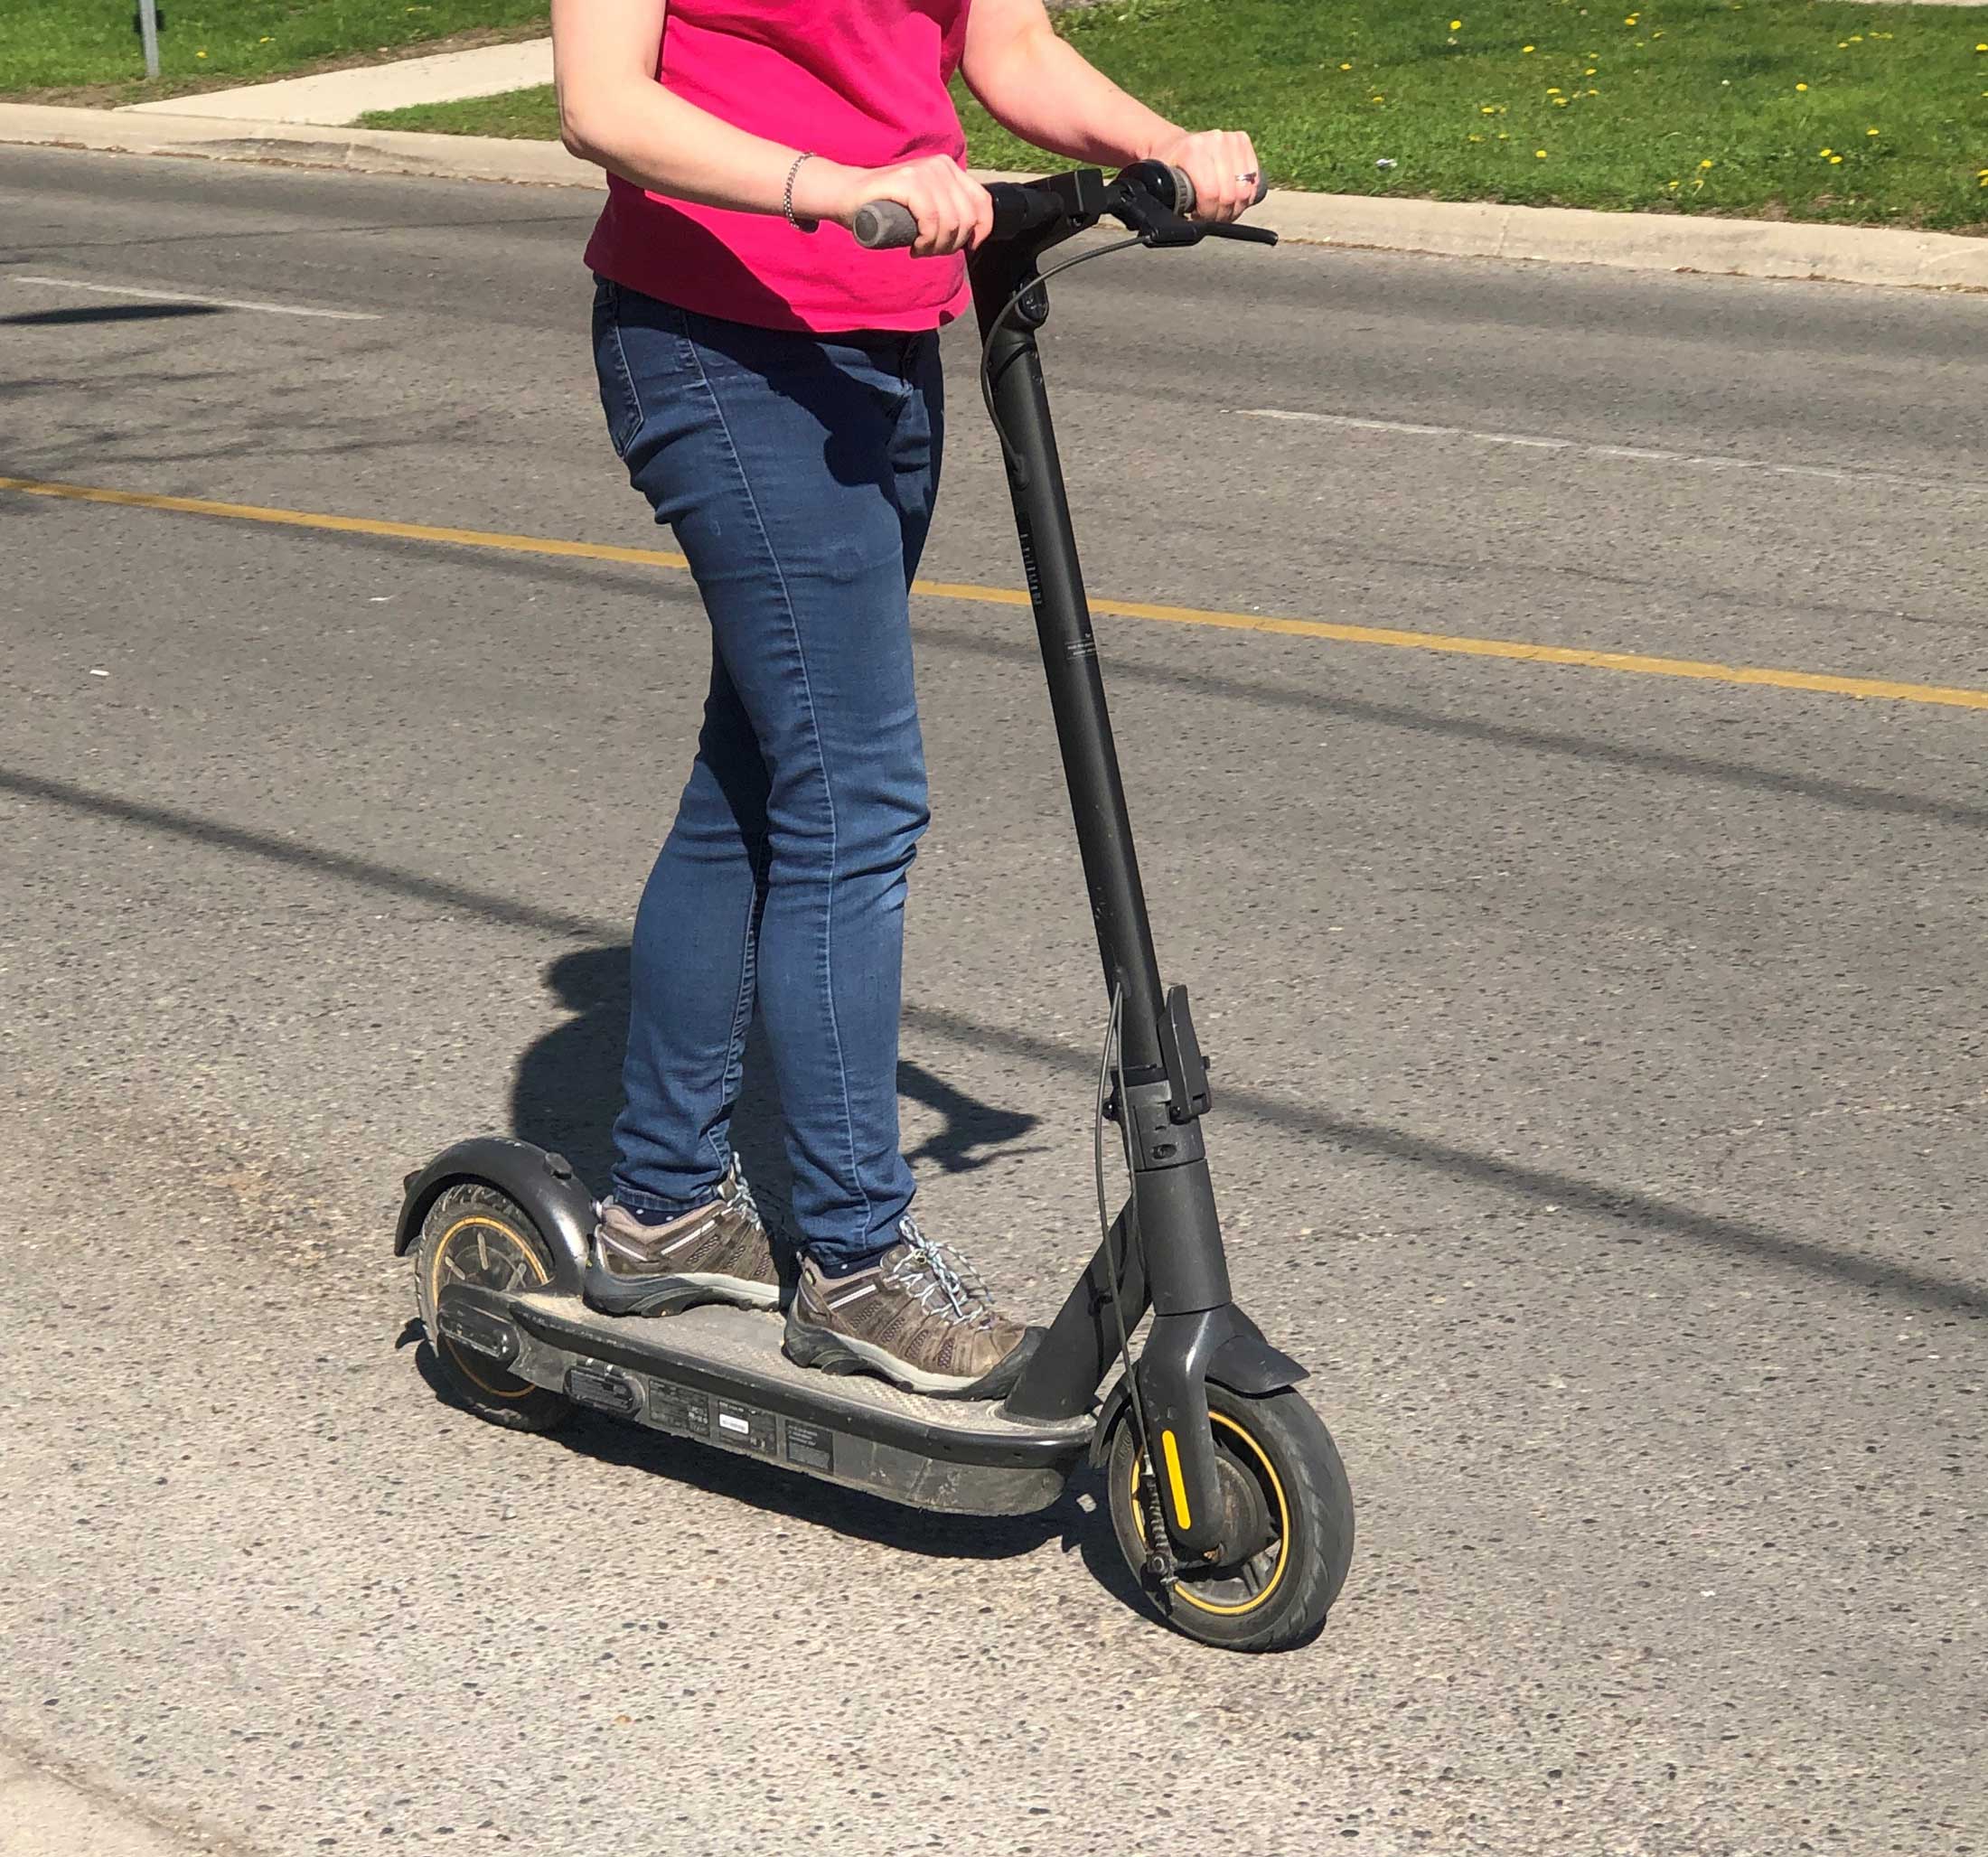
[714, 1397, 776, 1455]
[783, 1419, 834, 1475]
[645, 1376, 711, 1440]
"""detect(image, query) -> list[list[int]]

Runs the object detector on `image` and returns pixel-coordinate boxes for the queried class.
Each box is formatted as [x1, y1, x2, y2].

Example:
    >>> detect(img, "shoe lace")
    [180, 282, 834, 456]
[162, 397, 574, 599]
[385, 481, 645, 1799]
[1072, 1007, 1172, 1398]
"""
[725, 1158, 764, 1233]
[886, 1215, 997, 1330]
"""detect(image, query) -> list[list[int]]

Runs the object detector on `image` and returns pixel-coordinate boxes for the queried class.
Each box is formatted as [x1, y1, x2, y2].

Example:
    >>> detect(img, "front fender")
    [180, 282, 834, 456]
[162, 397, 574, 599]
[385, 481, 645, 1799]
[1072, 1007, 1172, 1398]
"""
[394, 1136, 595, 1297]
[1084, 1307, 1308, 1469]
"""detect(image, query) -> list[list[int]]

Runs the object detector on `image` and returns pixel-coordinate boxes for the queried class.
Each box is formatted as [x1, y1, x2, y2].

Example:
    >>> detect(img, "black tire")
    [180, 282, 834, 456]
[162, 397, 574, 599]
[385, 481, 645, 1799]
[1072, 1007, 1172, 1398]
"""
[1107, 1383, 1354, 1653]
[413, 1182, 574, 1434]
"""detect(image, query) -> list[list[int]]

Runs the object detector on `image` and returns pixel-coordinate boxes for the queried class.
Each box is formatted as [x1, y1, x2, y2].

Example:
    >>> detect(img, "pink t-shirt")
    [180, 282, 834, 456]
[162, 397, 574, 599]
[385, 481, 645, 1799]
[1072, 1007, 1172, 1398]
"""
[584, 0, 974, 334]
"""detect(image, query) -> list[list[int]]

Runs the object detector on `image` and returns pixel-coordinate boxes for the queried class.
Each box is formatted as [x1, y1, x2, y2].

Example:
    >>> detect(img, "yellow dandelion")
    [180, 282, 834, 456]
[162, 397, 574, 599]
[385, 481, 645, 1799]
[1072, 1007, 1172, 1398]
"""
[1451, 18, 1463, 28]
[1829, 155, 1843, 164]
[1553, 96, 1568, 105]
[1837, 41, 1848, 48]
[1536, 148, 1548, 157]
[1523, 43, 1536, 53]
[1468, 133, 1484, 142]
[195, 47, 207, 57]
[1819, 147, 1833, 156]
[1795, 82, 1807, 92]
[1867, 127, 1879, 136]
[1372, 92, 1385, 101]
[1341, 61, 1353, 70]
[1585, 66, 1597, 74]
[1547, 86, 1562, 93]
[1699, 159, 1714, 169]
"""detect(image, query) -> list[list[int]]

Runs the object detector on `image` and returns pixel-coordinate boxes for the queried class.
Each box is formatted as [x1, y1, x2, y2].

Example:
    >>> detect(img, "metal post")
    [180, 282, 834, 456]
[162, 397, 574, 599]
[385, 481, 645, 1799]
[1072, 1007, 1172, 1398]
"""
[138, 0, 160, 80]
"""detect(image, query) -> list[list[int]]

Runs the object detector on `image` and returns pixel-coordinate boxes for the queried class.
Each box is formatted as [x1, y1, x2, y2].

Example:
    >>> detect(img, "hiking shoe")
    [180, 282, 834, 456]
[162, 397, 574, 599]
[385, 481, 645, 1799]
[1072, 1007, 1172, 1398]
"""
[783, 1216, 1037, 1399]
[584, 1162, 783, 1316]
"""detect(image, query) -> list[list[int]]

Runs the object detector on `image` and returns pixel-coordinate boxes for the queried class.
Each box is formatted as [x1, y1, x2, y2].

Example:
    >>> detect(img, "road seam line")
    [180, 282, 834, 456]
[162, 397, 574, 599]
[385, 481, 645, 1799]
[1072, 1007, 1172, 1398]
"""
[1242, 406, 1988, 498]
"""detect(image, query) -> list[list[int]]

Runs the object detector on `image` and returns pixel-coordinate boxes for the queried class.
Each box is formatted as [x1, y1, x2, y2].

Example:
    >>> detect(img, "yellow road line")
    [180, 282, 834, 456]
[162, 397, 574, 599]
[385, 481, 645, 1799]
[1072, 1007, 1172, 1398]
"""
[0, 474, 692, 571]
[5, 473, 1985, 714]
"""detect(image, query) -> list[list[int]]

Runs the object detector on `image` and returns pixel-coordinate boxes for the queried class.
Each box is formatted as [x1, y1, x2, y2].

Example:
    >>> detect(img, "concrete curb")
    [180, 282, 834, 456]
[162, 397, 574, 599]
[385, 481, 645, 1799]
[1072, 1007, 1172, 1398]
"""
[0, 1745, 243, 1856]
[0, 101, 595, 188]
[5, 101, 1986, 293]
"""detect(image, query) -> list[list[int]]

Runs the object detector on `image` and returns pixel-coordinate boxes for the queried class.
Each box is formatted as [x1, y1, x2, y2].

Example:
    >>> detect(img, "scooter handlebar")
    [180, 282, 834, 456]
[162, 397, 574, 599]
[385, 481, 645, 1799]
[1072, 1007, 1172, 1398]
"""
[851, 199, 922, 250]
[850, 166, 1265, 250]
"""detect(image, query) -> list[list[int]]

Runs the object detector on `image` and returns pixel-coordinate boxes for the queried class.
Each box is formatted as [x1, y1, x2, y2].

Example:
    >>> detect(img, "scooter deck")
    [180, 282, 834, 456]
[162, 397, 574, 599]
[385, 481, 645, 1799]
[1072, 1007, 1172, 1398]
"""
[436, 1285, 1093, 1516]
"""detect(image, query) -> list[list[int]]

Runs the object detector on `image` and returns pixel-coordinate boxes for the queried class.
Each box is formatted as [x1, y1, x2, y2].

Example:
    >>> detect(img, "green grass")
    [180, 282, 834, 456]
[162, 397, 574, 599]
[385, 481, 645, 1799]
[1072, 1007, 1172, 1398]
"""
[364, 0, 1988, 231]
[365, 82, 559, 138]
[1, 0, 549, 107]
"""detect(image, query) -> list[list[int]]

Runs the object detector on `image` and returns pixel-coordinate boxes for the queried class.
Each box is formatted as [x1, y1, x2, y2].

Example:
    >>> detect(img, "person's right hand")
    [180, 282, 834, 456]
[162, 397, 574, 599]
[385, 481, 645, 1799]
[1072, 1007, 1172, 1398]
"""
[811, 155, 994, 258]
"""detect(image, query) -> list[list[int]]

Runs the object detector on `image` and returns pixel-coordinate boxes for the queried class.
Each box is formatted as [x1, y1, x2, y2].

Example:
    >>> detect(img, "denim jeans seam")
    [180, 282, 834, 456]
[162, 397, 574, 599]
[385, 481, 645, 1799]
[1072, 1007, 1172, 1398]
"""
[708, 855, 760, 1179]
[674, 327, 876, 1254]
[604, 284, 647, 458]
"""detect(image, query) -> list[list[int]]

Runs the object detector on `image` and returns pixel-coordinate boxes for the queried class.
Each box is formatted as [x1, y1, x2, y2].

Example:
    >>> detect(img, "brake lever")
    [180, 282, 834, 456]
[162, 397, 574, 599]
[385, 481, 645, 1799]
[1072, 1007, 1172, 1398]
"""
[1112, 188, 1200, 249]
[1203, 222, 1280, 248]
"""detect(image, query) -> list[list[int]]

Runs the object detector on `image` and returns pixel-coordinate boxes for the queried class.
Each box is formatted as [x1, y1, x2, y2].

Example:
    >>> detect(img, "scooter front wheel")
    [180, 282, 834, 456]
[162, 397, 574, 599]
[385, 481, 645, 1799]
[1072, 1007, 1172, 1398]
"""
[1107, 1383, 1354, 1653]
[414, 1182, 574, 1433]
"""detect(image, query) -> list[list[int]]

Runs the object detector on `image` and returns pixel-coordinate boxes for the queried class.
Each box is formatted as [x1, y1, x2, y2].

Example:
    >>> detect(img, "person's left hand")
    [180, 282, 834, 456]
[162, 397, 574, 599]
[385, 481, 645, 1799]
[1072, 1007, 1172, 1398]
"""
[1147, 128, 1262, 222]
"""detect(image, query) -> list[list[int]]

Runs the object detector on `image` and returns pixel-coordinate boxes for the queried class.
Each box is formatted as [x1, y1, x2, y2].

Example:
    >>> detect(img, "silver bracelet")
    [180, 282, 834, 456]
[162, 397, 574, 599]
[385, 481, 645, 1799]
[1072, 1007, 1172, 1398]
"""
[783, 151, 819, 233]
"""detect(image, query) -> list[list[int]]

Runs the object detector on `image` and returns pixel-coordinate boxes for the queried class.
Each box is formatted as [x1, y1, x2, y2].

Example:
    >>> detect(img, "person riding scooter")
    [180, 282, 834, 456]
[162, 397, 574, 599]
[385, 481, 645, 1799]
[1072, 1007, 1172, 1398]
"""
[550, 0, 1261, 1395]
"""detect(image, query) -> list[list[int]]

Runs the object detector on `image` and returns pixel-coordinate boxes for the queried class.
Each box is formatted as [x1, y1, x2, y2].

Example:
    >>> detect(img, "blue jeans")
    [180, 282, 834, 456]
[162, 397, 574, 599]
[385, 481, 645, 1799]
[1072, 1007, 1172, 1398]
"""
[592, 278, 941, 1271]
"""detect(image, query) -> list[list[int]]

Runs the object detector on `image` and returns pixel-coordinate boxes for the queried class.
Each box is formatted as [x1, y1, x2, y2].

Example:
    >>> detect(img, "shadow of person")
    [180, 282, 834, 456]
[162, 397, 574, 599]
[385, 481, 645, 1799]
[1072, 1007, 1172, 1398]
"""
[898, 1059, 1046, 1175]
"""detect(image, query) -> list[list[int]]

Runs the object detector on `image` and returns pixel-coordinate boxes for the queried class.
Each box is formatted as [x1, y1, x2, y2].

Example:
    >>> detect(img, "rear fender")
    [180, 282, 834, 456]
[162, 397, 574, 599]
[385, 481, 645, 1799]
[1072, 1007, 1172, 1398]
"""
[394, 1137, 594, 1297]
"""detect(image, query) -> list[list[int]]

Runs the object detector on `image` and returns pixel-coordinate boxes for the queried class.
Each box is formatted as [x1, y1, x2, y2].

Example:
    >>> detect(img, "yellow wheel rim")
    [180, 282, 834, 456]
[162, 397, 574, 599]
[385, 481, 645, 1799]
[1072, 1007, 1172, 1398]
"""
[1130, 1412, 1292, 1618]
[428, 1213, 548, 1399]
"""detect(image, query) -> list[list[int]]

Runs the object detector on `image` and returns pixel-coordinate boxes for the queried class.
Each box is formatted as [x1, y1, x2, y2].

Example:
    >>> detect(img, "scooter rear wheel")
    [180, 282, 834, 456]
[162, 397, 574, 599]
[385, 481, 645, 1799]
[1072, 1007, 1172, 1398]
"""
[1108, 1384, 1354, 1652]
[414, 1182, 573, 1433]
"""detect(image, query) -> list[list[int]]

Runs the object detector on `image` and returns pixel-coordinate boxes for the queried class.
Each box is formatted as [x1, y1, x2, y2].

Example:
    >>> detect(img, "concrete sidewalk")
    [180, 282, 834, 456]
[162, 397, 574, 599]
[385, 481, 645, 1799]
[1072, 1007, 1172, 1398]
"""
[6, 100, 1987, 294]
[121, 38, 551, 127]
[0, 1747, 235, 1856]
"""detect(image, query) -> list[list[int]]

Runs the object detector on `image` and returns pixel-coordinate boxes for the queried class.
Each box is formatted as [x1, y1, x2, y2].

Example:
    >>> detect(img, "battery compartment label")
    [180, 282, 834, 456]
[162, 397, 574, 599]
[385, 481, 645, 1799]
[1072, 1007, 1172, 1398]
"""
[714, 1398, 776, 1455]
[783, 1420, 834, 1474]
[645, 1377, 710, 1439]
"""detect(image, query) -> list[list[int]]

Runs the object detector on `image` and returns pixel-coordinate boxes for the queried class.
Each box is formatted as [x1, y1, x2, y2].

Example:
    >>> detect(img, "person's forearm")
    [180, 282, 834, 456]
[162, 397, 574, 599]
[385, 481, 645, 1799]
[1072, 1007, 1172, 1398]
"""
[961, 22, 1181, 169]
[560, 81, 859, 223]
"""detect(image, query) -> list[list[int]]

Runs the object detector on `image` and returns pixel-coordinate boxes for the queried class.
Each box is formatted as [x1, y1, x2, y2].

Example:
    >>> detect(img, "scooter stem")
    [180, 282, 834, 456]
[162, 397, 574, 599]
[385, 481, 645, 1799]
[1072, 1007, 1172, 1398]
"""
[968, 239, 1170, 1081]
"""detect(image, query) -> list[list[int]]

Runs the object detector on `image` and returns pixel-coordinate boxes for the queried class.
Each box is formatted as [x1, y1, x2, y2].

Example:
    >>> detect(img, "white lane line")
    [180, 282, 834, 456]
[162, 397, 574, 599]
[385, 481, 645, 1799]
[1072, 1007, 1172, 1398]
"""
[1241, 407, 1988, 498]
[12, 276, 378, 322]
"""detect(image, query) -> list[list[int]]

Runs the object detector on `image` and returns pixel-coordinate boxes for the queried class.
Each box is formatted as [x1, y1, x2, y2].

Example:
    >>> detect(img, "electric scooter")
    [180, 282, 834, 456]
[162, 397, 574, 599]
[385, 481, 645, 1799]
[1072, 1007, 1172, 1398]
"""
[396, 163, 1355, 1653]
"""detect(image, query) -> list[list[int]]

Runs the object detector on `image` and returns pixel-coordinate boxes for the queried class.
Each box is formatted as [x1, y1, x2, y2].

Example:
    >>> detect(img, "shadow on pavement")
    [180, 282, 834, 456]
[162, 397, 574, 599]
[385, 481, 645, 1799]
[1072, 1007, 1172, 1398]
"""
[0, 302, 227, 328]
[8, 764, 1978, 1318]
[401, 1324, 1148, 1610]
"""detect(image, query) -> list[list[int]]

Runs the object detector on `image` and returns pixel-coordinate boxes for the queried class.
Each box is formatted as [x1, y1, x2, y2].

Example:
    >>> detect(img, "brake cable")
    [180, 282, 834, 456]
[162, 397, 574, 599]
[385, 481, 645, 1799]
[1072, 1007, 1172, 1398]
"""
[979, 234, 1144, 491]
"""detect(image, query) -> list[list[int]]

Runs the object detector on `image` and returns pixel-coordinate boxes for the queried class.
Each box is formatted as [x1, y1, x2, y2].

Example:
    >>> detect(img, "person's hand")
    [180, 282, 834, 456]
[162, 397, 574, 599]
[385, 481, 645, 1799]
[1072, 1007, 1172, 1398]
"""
[1147, 128, 1261, 223]
[803, 155, 994, 257]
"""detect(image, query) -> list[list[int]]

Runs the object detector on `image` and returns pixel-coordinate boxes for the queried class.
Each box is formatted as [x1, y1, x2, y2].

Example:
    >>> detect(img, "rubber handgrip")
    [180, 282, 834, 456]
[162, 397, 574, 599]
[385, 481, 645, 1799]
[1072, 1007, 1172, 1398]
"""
[1169, 166, 1271, 214]
[853, 201, 920, 250]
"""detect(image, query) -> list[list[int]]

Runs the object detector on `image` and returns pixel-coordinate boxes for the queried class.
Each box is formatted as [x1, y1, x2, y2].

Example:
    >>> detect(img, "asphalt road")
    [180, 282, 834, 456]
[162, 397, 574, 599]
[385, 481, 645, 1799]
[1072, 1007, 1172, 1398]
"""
[2, 145, 1984, 1857]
